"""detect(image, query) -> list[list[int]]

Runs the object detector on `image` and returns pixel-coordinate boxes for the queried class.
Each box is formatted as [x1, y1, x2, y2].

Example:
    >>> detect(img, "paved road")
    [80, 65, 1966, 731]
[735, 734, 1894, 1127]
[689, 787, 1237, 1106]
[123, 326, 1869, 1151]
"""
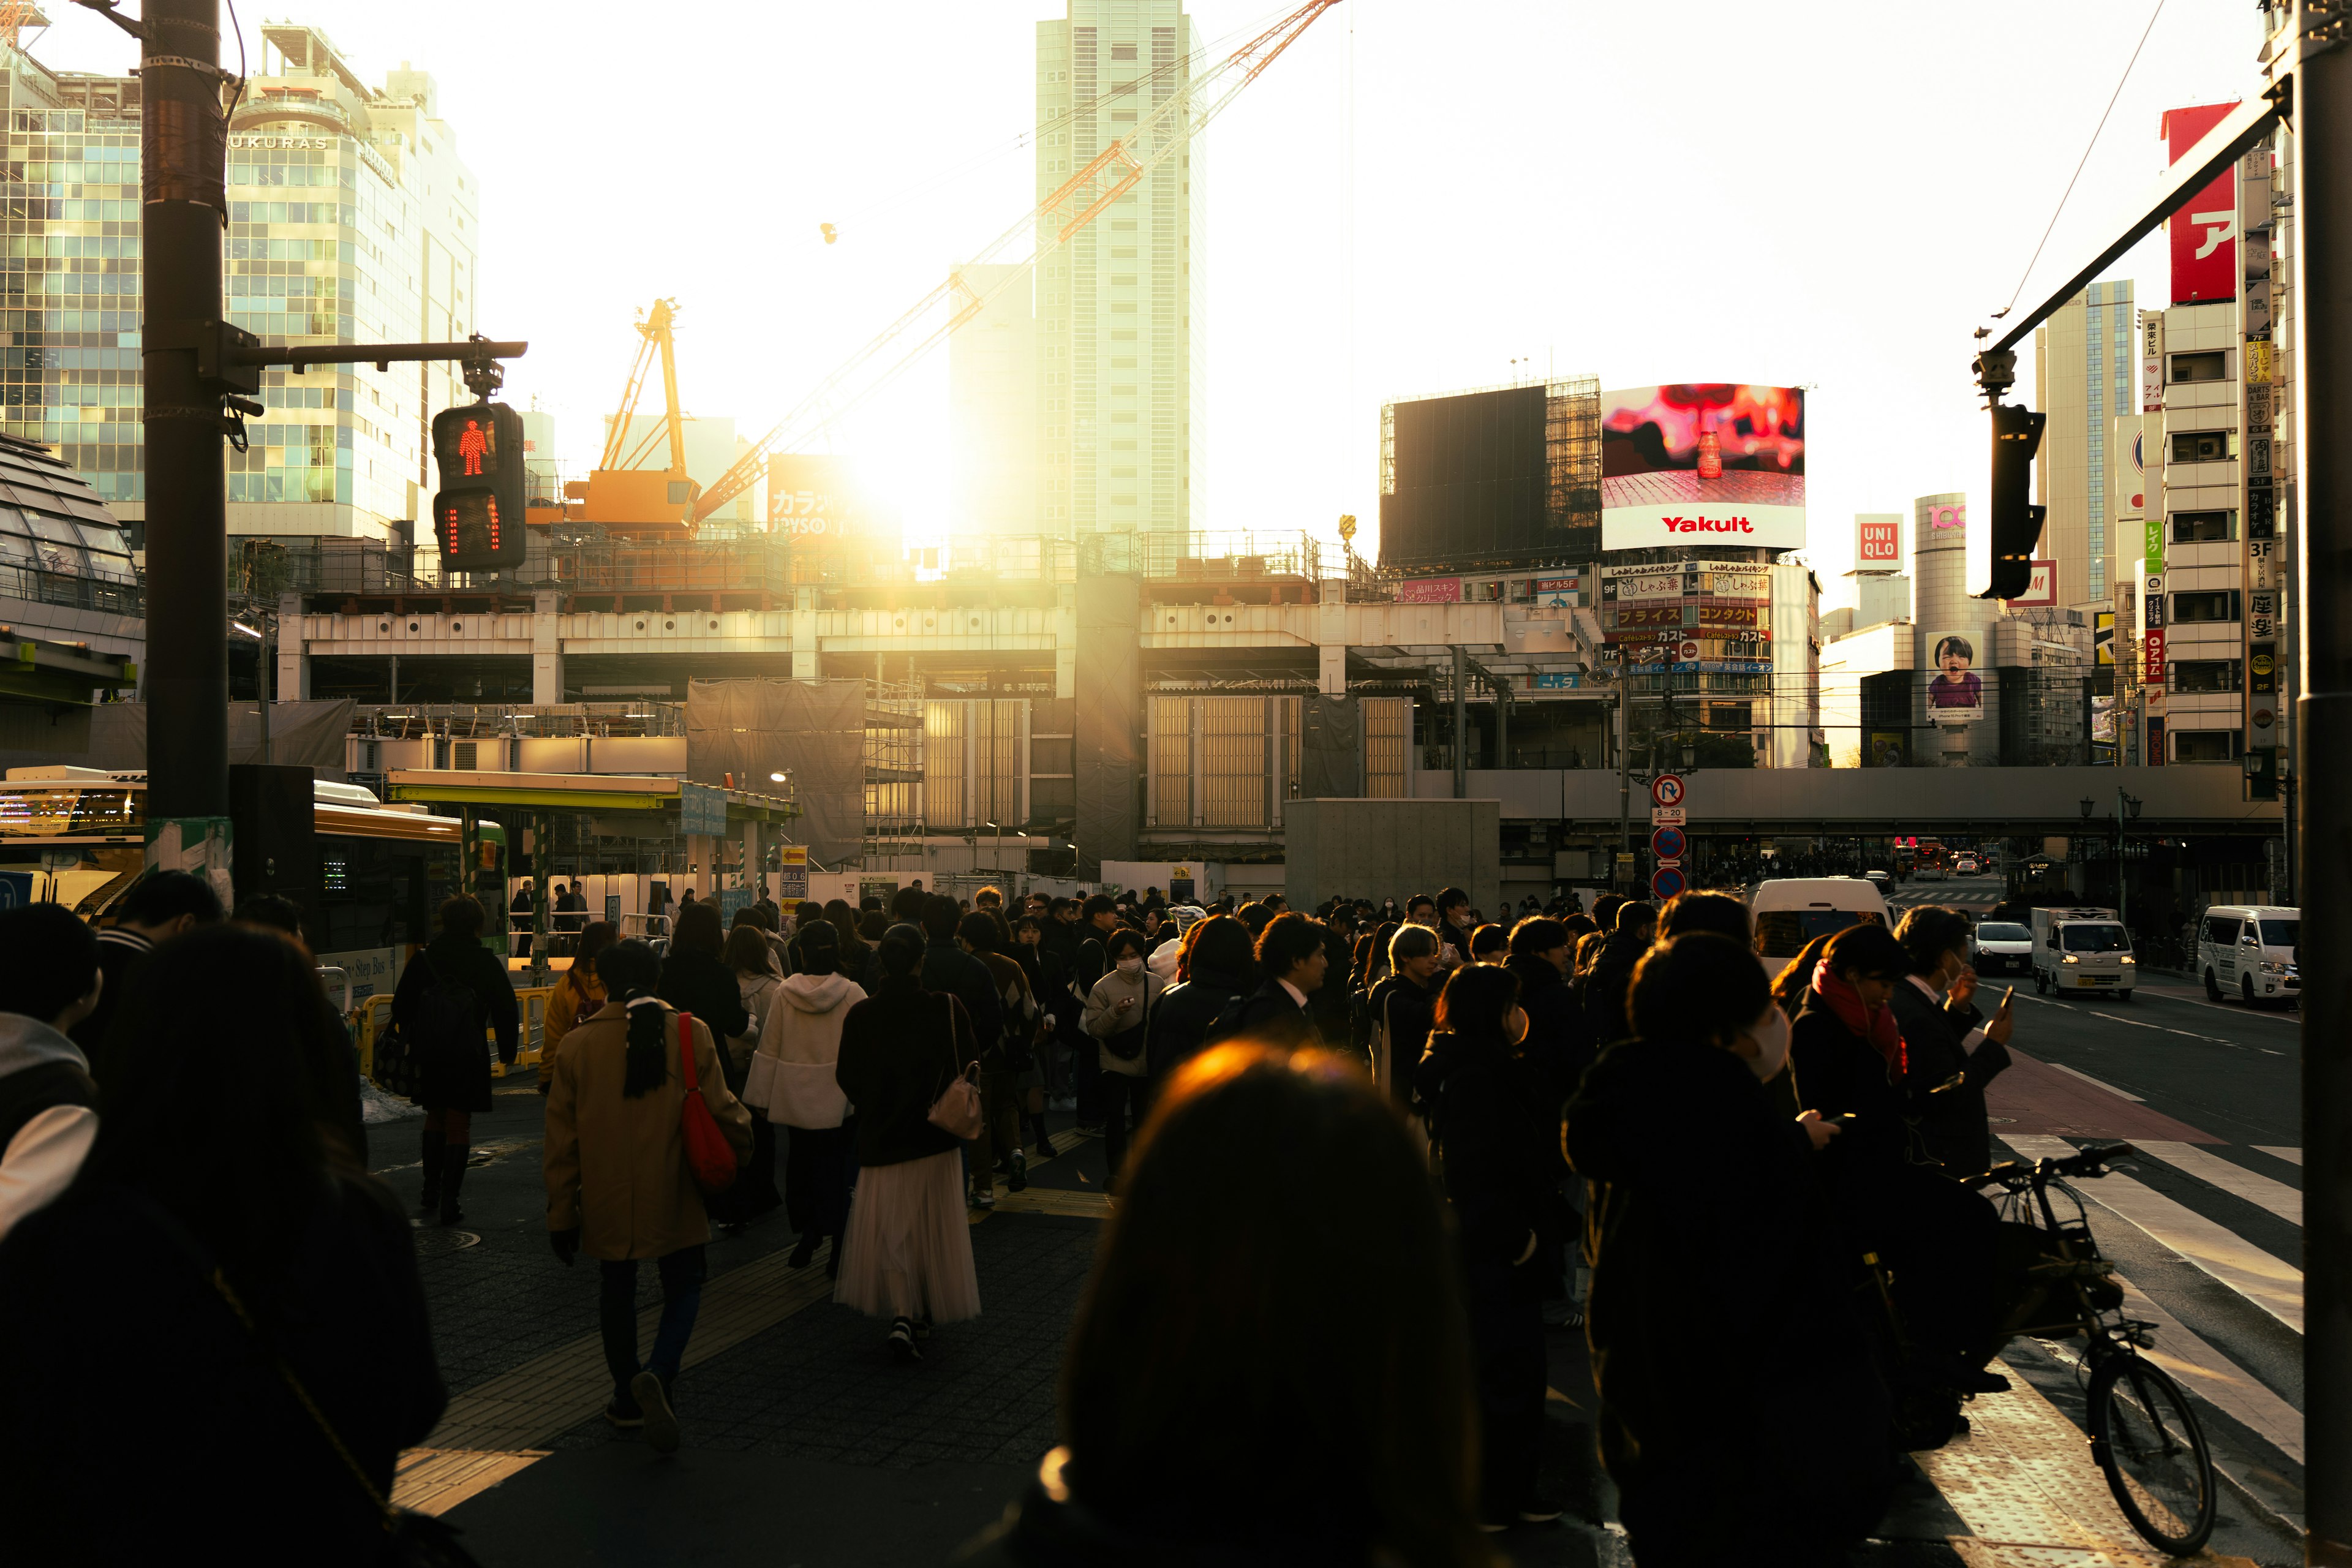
[364, 950, 2307, 1566]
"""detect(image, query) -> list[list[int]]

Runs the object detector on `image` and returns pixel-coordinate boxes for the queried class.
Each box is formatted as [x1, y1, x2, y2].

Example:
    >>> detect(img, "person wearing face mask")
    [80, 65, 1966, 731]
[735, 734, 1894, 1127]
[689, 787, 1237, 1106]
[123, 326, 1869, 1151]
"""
[1789, 922, 2005, 1406]
[1417, 962, 1572, 1532]
[1889, 907, 2014, 1174]
[1080, 927, 1164, 1194]
[1565, 933, 1895, 1566]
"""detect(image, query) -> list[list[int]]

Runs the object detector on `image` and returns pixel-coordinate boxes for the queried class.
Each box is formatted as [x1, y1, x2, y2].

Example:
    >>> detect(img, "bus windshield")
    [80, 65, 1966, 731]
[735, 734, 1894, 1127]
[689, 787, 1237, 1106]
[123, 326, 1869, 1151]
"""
[2060, 924, 2130, 953]
[0, 786, 141, 839]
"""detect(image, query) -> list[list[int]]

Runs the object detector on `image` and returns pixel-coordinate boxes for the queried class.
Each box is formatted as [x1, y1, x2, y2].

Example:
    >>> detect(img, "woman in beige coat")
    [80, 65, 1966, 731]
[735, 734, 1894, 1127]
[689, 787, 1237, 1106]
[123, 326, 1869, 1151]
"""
[544, 938, 752, 1453]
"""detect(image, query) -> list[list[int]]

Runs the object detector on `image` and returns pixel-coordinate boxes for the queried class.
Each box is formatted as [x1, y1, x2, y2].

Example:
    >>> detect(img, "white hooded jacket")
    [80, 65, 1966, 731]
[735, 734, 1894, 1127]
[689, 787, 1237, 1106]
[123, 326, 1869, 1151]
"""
[745, 971, 867, 1128]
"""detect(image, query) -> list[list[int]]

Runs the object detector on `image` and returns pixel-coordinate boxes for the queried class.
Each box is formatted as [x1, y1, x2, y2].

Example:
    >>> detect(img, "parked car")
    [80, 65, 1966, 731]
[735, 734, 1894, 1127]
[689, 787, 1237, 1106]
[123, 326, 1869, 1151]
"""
[2197, 904, 2301, 1008]
[1969, 919, 2034, 979]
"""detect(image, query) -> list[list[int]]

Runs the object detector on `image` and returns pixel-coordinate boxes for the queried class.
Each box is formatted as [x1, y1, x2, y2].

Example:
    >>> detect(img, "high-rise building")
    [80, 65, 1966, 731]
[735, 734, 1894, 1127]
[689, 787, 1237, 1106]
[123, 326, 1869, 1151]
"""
[948, 262, 1036, 537]
[2033, 279, 2136, 611]
[1034, 1, 1204, 538]
[0, 26, 478, 552]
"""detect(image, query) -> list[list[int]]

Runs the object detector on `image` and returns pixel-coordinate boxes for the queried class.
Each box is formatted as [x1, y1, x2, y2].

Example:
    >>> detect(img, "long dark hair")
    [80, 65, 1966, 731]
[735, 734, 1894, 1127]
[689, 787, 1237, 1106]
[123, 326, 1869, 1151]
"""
[875, 922, 924, 987]
[671, 899, 723, 959]
[1061, 1046, 1497, 1566]
[596, 939, 668, 1098]
[1432, 962, 1520, 1042]
[80, 926, 345, 1283]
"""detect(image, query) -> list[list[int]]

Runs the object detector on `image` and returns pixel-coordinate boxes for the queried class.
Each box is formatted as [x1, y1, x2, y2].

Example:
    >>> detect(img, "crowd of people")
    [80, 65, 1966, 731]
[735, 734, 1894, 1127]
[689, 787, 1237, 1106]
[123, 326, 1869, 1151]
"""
[0, 859, 2019, 1563]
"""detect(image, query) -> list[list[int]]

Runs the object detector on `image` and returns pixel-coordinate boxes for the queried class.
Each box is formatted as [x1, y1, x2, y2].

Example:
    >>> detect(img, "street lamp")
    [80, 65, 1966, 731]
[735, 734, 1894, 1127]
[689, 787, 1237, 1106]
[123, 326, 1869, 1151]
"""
[231, 615, 272, 763]
[769, 771, 786, 783]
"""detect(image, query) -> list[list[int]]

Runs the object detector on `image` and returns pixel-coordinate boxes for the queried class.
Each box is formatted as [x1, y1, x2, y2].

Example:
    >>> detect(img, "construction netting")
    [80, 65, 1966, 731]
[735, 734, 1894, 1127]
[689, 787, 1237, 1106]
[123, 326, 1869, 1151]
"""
[686, 679, 864, 867]
[0, 698, 355, 778]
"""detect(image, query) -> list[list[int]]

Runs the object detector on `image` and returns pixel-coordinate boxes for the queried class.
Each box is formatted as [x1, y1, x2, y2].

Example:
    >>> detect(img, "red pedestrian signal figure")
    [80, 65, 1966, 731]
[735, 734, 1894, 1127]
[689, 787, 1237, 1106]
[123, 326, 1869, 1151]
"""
[458, 417, 488, 477]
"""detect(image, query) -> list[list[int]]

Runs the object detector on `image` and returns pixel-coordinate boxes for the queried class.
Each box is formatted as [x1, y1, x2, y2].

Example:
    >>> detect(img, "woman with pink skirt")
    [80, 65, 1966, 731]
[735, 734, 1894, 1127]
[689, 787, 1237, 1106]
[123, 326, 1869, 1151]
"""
[833, 922, 982, 1361]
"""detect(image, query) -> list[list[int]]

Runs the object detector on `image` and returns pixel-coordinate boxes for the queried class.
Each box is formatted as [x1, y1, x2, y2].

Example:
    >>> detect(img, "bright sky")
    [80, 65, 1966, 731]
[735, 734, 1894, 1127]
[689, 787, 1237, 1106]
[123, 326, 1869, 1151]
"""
[32, 0, 2268, 595]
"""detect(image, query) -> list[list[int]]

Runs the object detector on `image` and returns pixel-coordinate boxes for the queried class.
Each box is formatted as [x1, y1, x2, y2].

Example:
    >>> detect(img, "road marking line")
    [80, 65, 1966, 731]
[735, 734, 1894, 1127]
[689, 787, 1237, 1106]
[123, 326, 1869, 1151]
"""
[2011, 992, 2234, 1046]
[2044, 1061, 2145, 1102]
[2002, 1135, 2303, 1335]
[2133, 1142, 2302, 1226]
[2108, 1272, 2305, 1466]
[2254, 1145, 2302, 1166]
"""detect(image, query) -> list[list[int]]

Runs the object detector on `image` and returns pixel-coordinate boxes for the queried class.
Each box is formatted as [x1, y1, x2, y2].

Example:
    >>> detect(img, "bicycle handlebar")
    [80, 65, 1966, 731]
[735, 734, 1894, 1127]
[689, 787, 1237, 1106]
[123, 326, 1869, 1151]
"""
[1966, 1141, 2138, 1189]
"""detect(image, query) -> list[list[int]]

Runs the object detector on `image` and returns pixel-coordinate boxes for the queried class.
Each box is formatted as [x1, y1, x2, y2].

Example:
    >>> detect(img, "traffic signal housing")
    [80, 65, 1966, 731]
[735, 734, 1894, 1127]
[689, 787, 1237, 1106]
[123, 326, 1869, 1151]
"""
[431, 401, 526, 570]
[1981, 402, 2046, 601]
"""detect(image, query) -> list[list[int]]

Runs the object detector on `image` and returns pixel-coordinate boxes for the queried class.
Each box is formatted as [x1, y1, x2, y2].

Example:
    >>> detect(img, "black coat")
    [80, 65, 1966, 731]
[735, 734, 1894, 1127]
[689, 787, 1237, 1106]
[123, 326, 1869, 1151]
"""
[657, 948, 751, 1044]
[1368, 971, 1439, 1109]
[1423, 1030, 1569, 1267]
[0, 1173, 445, 1562]
[1565, 1036, 1895, 1560]
[1581, 930, 1649, 1047]
[1214, 978, 1322, 1050]
[922, 937, 1005, 1054]
[391, 933, 519, 1112]
[1504, 954, 1592, 1105]
[1888, 978, 2011, 1175]
[1145, 962, 1253, 1079]
[69, 926, 155, 1071]
[835, 981, 979, 1169]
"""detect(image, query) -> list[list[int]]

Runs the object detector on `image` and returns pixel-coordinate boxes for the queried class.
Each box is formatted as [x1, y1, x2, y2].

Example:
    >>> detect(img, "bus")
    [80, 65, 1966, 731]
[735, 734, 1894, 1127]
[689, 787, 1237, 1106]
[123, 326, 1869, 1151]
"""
[0, 766, 491, 1001]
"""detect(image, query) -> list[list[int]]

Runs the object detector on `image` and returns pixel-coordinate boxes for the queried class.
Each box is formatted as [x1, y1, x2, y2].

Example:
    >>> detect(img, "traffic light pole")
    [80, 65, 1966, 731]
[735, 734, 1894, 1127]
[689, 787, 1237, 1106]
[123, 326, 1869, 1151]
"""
[2293, 5, 2352, 1558]
[140, 0, 229, 840]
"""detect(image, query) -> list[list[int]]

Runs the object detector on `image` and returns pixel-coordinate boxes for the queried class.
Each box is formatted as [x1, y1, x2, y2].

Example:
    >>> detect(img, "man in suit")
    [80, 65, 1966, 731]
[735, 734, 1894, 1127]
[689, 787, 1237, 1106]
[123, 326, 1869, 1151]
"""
[1214, 911, 1329, 1050]
[1891, 906, 2015, 1174]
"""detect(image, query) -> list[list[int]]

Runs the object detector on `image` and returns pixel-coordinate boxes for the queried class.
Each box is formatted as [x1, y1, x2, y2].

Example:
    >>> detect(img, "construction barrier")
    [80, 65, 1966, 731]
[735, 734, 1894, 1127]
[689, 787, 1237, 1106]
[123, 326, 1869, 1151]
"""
[354, 986, 554, 1084]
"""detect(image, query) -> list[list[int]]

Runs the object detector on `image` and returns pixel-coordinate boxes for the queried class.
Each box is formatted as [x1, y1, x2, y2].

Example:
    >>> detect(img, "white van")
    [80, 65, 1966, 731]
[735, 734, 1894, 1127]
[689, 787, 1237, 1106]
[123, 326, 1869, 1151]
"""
[2198, 904, 2300, 1007]
[1751, 878, 1893, 965]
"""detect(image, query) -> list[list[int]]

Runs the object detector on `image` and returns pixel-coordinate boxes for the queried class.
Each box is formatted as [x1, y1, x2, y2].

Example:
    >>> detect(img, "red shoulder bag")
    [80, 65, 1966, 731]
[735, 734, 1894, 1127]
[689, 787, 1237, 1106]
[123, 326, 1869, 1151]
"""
[674, 1011, 741, 1196]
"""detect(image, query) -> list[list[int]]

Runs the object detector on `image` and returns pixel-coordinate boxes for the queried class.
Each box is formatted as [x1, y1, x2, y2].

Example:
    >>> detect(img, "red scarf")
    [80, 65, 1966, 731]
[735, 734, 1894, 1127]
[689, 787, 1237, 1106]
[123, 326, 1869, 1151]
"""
[1812, 960, 1905, 1075]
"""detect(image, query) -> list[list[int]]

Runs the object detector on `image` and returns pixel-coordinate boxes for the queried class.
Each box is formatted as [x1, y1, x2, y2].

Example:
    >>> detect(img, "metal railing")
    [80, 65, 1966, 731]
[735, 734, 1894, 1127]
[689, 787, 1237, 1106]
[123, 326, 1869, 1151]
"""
[0, 560, 142, 617]
[347, 701, 689, 739]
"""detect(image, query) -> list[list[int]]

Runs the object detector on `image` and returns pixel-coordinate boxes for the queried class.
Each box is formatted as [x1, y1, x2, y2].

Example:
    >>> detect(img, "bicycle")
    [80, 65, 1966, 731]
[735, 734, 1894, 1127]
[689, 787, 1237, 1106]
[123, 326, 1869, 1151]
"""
[1964, 1142, 2218, 1555]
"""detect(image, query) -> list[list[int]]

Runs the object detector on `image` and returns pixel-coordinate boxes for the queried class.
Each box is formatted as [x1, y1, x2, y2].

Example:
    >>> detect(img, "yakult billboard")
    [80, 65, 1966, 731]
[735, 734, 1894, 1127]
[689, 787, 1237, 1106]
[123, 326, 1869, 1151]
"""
[1599, 385, 1805, 552]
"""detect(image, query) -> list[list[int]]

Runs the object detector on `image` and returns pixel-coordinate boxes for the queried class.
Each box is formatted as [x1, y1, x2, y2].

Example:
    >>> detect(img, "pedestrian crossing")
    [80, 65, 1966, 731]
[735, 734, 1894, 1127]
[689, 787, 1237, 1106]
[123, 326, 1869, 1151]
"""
[1992, 1131, 2306, 1536]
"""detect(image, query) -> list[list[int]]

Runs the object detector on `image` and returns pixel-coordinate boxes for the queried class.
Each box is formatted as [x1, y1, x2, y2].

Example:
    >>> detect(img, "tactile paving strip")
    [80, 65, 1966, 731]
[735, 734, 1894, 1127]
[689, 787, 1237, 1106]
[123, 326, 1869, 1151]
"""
[1918, 1357, 2225, 1567]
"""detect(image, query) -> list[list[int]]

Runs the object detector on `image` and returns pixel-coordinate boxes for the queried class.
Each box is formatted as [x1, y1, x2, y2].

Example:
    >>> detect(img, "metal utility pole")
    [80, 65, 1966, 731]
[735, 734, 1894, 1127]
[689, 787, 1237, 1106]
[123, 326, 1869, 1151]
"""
[1616, 674, 1630, 878]
[2297, 2, 2352, 1555]
[141, 0, 230, 839]
[1451, 644, 1468, 800]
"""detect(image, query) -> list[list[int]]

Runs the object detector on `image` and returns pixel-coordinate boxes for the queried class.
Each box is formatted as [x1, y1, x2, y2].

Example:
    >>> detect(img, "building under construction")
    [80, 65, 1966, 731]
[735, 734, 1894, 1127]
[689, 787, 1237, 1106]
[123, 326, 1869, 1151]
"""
[1379, 378, 1604, 571]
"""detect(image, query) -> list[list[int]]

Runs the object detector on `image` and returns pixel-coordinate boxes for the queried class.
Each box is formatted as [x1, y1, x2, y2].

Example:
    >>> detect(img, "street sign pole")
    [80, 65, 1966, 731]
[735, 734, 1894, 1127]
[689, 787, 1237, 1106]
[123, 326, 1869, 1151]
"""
[2294, 2, 2352, 1551]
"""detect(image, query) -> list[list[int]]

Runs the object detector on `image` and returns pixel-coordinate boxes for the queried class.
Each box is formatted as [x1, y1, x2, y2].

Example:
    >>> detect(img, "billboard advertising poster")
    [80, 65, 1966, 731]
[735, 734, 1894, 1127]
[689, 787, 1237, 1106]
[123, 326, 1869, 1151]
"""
[1395, 577, 1463, 603]
[2005, 561, 2059, 608]
[1927, 631, 1984, 722]
[1600, 564, 1691, 601]
[1532, 672, 1583, 690]
[1856, 514, 1902, 567]
[1698, 567, 1772, 599]
[1867, 731, 1908, 768]
[2164, 104, 2238, 306]
[1502, 608, 1574, 655]
[1599, 385, 1804, 552]
[766, 454, 902, 551]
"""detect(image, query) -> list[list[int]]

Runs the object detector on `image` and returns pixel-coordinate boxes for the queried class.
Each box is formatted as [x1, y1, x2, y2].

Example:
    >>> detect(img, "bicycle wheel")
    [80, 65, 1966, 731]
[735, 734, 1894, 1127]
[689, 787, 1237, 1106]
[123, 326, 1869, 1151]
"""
[2087, 1352, 2216, 1555]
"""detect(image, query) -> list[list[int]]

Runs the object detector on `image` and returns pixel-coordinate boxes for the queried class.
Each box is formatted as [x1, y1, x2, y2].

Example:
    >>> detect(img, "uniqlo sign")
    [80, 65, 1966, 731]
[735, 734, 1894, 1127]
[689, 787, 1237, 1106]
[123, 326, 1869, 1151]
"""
[2165, 103, 2237, 305]
[1856, 517, 1900, 565]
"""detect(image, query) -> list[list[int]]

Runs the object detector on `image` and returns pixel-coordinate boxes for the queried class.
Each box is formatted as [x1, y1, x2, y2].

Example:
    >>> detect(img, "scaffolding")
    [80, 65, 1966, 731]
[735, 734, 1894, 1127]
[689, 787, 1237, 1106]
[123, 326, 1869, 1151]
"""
[863, 676, 925, 869]
[1544, 374, 1602, 538]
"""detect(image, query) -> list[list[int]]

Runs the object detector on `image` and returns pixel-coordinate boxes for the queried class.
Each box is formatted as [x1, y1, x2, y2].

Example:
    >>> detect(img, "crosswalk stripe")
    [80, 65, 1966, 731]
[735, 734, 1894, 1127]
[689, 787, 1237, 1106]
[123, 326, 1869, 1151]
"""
[2255, 1144, 2302, 1166]
[2001, 1134, 2304, 1335]
[2110, 1272, 2304, 1466]
[2133, 1140, 2302, 1226]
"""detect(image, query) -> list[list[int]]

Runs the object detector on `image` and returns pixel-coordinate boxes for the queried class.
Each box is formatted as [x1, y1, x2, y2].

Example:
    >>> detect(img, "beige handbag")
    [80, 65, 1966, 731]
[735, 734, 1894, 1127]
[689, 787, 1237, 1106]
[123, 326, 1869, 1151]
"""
[925, 998, 985, 1140]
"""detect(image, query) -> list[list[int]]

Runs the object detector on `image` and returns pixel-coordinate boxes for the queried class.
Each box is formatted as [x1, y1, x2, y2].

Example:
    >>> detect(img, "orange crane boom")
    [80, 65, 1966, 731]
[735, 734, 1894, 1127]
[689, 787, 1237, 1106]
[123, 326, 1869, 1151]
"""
[568, 298, 703, 530]
[690, 0, 1343, 524]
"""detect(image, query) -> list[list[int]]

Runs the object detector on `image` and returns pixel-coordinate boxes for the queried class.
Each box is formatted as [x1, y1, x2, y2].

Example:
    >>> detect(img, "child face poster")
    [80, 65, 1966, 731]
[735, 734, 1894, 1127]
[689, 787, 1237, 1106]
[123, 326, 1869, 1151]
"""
[1928, 633, 1984, 721]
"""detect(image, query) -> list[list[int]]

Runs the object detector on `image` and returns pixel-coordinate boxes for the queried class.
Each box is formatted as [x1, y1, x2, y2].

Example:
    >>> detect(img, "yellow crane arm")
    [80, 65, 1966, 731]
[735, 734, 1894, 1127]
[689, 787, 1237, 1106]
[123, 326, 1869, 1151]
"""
[597, 298, 680, 473]
[692, 1, 1343, 522]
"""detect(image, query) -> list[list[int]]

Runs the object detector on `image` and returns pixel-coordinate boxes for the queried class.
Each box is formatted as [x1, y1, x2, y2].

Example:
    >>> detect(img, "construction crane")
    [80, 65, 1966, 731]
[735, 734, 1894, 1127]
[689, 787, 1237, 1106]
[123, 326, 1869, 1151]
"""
[564, 298, 701, 530]
[688, 0, 1343, 527]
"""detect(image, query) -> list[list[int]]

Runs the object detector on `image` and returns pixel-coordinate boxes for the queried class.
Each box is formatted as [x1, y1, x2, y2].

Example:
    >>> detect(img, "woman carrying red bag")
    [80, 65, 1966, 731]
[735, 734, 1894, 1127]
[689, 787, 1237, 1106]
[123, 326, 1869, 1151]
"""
[543, 938, 752, 1452]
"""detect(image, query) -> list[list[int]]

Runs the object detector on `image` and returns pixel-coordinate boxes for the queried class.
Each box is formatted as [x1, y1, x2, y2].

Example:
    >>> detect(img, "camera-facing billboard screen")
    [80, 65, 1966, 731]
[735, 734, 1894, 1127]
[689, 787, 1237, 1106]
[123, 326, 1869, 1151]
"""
[1600, 384, 1805, 552]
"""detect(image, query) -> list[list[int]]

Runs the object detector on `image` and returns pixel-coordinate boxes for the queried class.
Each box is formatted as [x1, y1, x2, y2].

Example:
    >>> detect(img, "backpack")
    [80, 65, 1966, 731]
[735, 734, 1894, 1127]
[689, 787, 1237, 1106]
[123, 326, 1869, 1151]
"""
[410, 951, 484, 1060]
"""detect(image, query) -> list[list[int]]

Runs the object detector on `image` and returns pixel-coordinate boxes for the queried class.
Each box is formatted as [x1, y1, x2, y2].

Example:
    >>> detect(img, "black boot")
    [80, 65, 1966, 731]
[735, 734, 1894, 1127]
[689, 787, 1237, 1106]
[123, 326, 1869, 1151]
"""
[439, 1142, 468, 1226]
[418, 1130, 445, 1217]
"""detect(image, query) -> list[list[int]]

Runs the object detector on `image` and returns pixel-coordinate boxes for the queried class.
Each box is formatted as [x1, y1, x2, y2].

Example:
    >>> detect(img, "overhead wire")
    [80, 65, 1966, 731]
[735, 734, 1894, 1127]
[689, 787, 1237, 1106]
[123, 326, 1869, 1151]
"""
[1997, 0, 2166, 320]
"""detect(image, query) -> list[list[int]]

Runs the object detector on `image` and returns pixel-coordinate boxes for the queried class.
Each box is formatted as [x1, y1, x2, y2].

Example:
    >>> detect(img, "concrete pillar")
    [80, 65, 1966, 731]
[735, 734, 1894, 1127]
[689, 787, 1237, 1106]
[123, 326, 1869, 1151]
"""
[1056, 583, 1079, 699]
[532, 589, 564, 706]
[1316, 576, 1348, 696]
[791, 587, 820, 680]
[274, 593, 309, 699]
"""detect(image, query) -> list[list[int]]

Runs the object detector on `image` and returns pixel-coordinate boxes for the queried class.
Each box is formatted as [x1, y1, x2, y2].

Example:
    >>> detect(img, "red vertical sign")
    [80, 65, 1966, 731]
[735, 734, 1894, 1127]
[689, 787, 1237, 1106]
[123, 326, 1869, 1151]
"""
[2164, 102, 2238, 305]
[1856, 519, 1900, 564]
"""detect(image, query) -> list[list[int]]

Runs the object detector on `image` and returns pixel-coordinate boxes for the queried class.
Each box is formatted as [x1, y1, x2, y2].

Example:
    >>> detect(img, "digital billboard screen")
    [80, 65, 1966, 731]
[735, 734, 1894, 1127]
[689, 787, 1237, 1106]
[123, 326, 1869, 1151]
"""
[1599, 384, 1804, 552]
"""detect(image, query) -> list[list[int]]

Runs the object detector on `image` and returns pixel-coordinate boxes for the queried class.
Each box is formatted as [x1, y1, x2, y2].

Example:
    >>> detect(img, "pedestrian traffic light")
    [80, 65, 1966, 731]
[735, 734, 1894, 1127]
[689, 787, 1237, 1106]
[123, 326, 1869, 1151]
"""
[1981, 402, 2046, 601]
[431, 401, 526, 570]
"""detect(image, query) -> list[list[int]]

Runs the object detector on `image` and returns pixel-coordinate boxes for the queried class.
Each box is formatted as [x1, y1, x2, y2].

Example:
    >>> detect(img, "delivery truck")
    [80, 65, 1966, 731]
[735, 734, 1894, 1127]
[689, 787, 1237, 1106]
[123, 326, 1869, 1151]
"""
[2032, 905, 2136, 1001]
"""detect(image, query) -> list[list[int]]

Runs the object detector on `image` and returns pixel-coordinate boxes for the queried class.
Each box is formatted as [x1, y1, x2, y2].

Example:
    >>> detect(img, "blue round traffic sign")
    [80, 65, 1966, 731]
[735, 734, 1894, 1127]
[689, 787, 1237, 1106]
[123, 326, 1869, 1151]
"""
[1651, 866, 1687, 900]
[1650, 825, 1687, 861]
